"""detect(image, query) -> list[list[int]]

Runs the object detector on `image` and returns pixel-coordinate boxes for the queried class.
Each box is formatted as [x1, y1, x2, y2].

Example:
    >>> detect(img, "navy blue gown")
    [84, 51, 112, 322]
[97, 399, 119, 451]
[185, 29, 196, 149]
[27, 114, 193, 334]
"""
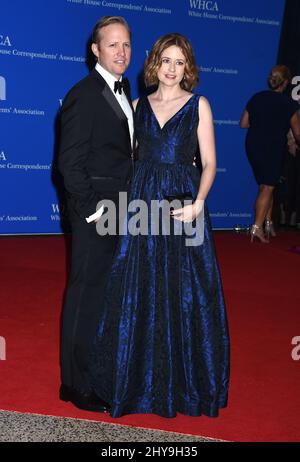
[89, 94, 230, 418]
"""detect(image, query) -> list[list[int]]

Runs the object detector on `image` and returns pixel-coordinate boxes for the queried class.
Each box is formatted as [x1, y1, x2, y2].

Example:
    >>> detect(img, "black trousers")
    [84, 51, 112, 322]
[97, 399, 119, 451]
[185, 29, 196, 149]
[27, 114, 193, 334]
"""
[60, 204, 118, 393]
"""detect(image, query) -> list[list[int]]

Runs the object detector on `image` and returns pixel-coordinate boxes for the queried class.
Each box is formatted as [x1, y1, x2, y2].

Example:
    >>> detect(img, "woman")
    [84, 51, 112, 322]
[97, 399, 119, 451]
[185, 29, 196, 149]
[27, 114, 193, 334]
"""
[89, 33, 230, 418]
[240, 65, 300, 242]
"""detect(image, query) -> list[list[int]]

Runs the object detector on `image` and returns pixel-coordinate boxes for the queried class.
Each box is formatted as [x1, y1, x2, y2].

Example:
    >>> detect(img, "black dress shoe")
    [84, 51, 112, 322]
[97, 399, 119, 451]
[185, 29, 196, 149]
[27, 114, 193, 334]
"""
[60, 384, 110, 413]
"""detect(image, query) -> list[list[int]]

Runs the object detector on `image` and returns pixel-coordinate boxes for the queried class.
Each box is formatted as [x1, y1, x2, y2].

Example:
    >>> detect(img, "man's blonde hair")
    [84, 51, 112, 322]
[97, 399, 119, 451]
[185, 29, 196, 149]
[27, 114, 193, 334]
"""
[92, 16, 131, 45]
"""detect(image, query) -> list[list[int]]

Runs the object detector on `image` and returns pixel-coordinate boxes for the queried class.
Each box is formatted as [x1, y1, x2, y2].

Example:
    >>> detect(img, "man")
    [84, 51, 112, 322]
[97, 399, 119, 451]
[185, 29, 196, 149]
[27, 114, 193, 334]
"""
[58, 16, 134, 411]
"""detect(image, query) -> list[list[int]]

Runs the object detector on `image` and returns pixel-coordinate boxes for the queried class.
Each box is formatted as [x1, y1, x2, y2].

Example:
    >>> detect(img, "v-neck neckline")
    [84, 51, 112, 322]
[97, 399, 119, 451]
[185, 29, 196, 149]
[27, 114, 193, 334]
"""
[146, 94, 195, 130]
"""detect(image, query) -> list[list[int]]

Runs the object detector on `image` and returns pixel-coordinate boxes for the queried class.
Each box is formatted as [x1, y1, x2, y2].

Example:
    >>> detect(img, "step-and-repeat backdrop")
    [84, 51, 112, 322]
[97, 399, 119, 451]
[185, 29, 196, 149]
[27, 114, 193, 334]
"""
[0, 0, 286, 234]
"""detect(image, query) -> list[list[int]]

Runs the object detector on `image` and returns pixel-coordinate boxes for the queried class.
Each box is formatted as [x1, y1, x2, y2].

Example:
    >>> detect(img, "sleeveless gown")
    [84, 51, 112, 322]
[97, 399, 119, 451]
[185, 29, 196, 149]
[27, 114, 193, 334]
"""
[89, 94, 230, 418]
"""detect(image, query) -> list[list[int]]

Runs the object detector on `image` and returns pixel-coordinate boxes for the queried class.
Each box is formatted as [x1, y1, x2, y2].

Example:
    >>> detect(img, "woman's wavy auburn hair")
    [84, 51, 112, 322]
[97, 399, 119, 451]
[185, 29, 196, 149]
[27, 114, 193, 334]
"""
[144, 33, 199, 91]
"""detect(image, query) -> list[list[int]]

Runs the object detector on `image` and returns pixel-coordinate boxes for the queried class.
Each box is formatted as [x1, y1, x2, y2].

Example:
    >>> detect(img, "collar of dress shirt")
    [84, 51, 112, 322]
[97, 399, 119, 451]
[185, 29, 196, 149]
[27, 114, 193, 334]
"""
[95, 62, 123, 93]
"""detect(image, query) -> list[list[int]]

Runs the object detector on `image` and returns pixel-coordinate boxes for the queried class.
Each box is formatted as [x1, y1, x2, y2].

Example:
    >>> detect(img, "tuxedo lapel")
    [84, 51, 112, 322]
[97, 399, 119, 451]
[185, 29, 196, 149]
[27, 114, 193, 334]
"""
[101, 84, 128, 126]
[91, 70, 131, 151]
[122, 77, 136, 158]
[123, 78, 134, 112]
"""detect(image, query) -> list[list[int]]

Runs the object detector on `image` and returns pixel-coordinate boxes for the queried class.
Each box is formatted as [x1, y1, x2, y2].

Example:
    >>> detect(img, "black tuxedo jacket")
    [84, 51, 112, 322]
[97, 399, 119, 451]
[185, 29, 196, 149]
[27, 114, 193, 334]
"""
[58, 69, 134, 219]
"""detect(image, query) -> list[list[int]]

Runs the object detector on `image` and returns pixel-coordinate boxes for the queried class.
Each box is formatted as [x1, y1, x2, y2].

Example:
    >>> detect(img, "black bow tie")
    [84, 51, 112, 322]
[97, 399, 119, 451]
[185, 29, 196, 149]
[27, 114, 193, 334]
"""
[114, 80, 125, 95]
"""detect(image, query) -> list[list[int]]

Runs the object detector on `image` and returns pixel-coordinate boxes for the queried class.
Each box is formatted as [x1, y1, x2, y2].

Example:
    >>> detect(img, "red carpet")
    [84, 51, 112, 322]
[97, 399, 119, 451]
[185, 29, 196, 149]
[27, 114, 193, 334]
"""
[0, 232, 300, 441]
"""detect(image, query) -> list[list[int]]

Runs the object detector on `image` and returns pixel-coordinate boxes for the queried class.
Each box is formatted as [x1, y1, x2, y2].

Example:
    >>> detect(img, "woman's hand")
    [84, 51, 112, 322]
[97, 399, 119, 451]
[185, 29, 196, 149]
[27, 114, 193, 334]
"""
[171, 200, 204, 223]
